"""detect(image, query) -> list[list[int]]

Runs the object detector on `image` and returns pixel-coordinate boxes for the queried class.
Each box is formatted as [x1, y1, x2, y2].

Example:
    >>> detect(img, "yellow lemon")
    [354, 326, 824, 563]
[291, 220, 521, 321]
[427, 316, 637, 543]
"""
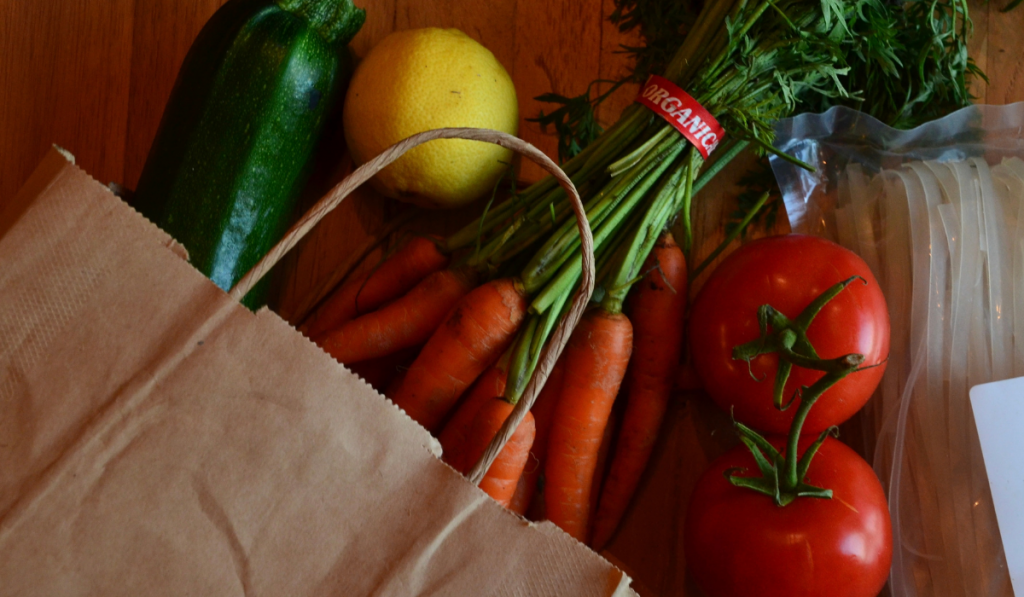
[342, 28, 518, 208]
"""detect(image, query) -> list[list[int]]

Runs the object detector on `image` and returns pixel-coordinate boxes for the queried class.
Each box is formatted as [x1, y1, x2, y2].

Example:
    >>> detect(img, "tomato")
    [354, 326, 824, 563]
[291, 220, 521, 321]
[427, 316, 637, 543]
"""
[684, 437, 892, 597]
[689, 234, 889, 434]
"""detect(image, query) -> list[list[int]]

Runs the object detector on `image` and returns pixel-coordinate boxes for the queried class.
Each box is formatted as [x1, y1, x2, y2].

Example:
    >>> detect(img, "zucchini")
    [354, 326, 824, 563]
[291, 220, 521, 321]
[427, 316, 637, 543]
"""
[133, 0, 365, 308]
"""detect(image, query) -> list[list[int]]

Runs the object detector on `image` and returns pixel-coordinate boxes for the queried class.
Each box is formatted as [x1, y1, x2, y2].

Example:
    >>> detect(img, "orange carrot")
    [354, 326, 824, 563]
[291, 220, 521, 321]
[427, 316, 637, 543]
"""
[510, 357, 565, 518]
[591, 232, 687, 550]
[439, 357, 509, 469]
[588, 407, 619, 540]
[391, 277, 528, 432]
[544, 308, 633, 543]
[315, 269, 472, 365]
[384, 369, 406, 400]
[345, 344, 422, 393]
[458, 397, 536, 508]
[509, 466, 534, 515]
[304, 235, 448, 337]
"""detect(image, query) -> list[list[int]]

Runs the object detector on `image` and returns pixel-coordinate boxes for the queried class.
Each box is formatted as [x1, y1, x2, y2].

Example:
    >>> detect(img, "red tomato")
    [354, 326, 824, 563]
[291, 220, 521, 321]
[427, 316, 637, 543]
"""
[684, 437, 892, 597]
[689, 234, 889, 434]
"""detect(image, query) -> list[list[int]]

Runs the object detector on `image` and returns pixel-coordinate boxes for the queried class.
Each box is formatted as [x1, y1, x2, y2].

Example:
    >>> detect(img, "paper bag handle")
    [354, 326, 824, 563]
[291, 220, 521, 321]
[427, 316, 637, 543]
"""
[230, 128, 595, 488]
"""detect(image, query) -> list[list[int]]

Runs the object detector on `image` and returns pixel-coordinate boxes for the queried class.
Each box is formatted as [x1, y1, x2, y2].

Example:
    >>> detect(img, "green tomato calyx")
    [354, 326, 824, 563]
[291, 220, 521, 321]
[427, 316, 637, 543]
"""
[725, 274, 873, 506]
[732, 275, 867, 410]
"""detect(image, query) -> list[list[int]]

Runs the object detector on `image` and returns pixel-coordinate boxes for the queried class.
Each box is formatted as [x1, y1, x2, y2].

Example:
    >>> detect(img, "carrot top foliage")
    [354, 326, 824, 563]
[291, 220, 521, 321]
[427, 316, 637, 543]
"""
[535, 0, 986, 160]
[448, 0, 965, 396]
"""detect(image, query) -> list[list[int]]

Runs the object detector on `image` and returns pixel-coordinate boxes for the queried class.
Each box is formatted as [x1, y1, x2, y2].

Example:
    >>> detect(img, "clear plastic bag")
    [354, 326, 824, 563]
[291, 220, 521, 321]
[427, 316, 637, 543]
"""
[771, 103, 1024, 597]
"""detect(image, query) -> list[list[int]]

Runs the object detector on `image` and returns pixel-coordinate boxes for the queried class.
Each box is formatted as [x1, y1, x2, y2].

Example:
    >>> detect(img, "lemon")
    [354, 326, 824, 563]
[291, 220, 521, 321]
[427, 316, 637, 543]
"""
[342, 28, 518, 209]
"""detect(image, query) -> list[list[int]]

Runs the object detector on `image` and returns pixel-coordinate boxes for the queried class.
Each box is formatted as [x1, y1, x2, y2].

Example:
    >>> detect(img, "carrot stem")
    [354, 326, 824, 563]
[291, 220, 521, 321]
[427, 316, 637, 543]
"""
[444, 110, 646, 259]
[506, 317, 539, 406]
[530, 142, 687, 315]
[504, 291, 568, 405]
[524, 137, 684, 296]
[600, 165, 686, 314]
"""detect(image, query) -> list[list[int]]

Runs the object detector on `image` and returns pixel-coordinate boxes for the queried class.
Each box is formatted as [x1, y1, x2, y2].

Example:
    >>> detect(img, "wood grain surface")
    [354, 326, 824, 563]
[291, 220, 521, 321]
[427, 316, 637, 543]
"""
[2, 1, 1023, 595]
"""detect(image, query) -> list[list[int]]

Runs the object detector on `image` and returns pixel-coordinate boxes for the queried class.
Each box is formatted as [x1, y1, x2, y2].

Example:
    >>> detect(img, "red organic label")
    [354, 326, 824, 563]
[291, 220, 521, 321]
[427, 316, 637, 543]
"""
[635, 75, 724, 159]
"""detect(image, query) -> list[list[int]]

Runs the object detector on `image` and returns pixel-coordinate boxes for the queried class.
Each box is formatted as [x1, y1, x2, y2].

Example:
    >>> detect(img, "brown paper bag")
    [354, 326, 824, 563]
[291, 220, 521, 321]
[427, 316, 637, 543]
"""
[0, 146, 634, 596]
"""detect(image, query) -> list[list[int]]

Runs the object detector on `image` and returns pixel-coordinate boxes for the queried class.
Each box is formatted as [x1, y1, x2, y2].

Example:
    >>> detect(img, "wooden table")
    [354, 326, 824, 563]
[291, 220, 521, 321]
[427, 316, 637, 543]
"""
[2, 1, 1023, 594]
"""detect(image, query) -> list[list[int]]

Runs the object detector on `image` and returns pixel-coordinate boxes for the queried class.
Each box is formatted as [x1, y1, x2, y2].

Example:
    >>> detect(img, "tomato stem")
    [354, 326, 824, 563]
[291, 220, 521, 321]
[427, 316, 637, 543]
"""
[732, 275, 866, 409]
[725, 275, 873, 506]
[780, 369, 852, 493]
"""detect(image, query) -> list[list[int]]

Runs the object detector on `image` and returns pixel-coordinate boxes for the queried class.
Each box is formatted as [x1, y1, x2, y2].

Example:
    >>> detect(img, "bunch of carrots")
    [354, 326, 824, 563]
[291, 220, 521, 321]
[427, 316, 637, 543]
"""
[300, 227, 686, 549]
[295, 0, 898, 548]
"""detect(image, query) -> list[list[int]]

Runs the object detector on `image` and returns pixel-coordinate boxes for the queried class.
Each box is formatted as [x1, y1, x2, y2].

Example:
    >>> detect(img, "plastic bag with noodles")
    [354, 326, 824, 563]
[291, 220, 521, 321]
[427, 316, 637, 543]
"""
[770, 102, 1024, 597]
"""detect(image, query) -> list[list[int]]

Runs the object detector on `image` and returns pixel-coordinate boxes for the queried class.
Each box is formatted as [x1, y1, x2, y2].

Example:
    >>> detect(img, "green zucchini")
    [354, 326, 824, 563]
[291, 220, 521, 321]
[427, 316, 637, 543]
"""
[133, 0, 365, 308]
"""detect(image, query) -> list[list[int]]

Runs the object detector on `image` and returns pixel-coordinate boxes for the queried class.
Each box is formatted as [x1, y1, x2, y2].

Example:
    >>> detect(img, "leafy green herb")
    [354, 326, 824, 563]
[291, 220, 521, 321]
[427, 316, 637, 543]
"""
[528, 0, 702, 162]
[528, 80, 621, 163]
[728, 158, 780, 237]
[539, 0, 986, 169]
[801, 0, 984, 129]
[608, 0, 703, 83]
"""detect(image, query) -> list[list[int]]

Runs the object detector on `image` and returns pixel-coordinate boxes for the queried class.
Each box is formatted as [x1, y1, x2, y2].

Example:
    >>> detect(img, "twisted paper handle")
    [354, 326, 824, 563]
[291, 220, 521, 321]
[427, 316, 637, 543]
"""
[231, 127, 595, 489]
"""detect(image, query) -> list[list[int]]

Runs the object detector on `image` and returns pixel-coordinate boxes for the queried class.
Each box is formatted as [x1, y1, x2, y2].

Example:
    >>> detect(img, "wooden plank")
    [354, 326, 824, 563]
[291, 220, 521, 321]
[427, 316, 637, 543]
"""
[0, 0, 135, 200]
[597, 0, 642, 129]
[1, 4, 1023, 595]
[394, 0, 516, 72]
[969, 0, 990, 104]
[123, 0, 228, 189]
[985, 1, 1024, 104]
[512, 0, 605, 182]
[347, 0, 398, 58]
